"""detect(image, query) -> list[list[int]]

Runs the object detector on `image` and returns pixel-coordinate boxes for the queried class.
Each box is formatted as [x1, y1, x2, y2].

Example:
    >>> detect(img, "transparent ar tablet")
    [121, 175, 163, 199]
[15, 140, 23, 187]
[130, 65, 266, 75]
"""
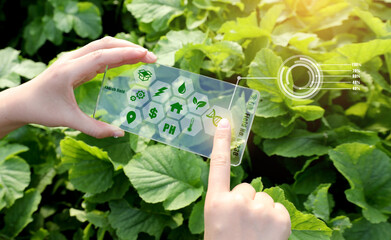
[93, 64, 259, 166]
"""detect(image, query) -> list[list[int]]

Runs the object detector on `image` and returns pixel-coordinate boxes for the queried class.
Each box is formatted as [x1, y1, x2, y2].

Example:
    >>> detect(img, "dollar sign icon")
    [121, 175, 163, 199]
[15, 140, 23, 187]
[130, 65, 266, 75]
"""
[149, 107, 158, 119]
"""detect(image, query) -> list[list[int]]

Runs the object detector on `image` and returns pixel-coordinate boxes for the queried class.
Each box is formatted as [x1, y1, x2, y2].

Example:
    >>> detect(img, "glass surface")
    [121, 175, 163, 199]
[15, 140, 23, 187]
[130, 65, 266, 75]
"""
[94, 63, 259, 165]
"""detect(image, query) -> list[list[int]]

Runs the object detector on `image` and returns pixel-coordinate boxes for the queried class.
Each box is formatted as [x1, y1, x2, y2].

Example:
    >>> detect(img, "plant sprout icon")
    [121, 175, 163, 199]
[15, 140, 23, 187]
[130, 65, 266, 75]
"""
[138, 69, 153, 81]
[193, 97, 206, 110]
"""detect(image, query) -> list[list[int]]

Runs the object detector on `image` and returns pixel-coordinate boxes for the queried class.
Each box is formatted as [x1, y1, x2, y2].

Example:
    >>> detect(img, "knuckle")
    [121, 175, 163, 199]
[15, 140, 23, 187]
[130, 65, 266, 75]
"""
[91, 49, 104, 60]
[232, 193, 247, 205]
[210, 153, 229, 166]
[214, 130, 229, 140]
[101, 36, 114, 44]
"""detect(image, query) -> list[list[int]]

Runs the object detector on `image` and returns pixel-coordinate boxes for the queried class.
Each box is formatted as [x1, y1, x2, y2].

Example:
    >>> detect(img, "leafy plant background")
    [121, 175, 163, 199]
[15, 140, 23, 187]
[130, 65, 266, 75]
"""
[1, 0, 391, 239]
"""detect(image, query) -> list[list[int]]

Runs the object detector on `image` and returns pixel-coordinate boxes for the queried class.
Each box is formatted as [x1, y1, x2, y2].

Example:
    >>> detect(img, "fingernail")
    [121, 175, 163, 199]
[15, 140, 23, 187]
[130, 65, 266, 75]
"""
[113, 129, 125, 138]
[145, 51, 157, 62]
[218, 118, 229, 129]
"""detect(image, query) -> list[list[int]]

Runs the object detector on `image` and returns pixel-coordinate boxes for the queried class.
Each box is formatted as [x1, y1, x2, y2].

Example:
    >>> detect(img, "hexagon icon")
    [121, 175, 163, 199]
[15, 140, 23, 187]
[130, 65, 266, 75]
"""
[142, 102, 165, 124]
[165, 97, 188, 120]
[149, 81, 172, 103]
[120, 107, 142, 129]
[180, 114, 203, 136]
[172, 76, 194, 99]
[187, 92, 210, 115]
[134, 65, 156, 86]
[127, 85, 150, 107]
[158, 118, 181, 140]
[202, 105, 233, 136]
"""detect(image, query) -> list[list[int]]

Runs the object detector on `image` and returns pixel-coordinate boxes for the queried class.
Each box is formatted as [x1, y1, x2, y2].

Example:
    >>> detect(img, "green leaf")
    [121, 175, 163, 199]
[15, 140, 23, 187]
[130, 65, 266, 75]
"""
[53, 1, 77, 33]
[327, 126, 380, 147]
[43, 16, 63, 45]
[250, 177, 264, 192]
[259, 4, 285, 34]
[0, 189, 41, 238]
[337, 39, 391, 64]
[75, 132, 134, 170]
[0, 157, 31, 210]
[354, 8, 388, 37]
[153, 30, 206, 66]
[264, 186, 332, 240]
[263, 129, 331, 157]
[329, 216, 352, 239]
[218, 12, 265, 41]
[291, 105, 325, 121]
[84, 173, 130, 204]
[255, 90, 289, 118]
[293, 160, 336, 195]
[124, 145, 205, 210]
[0, 47, 46, 87]
[13, 59, 46, 79]
[344, 218, 391, 240]
[0, 47, 21, 88]
[247, 48, 287, 117]
[304, 183, 333, 222]
[73, 2, 102, 39]
[345, 102, 369, 118]
[108, 200, 182, 240]
[188, 198, 205, 234]
[23, 19, 47, 55]
[127, 0, 185, 32]
[329, 143, 391, 223]
[0, 142, 28, 160]
[252, 115, 295, 139]
[60, 137, 114, 194]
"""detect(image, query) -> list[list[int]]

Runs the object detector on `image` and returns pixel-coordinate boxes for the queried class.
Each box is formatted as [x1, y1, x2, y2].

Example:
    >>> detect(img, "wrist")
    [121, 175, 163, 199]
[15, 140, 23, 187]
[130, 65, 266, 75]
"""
[0, 85, 28, 138]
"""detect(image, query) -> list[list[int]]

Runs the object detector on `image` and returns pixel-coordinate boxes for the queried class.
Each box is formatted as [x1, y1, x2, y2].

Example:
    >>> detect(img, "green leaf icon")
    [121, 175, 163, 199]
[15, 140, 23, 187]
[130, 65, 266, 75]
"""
[193, 97, 197, 104]
[196, 101, 206, 110]
[178, 82, 186, 94]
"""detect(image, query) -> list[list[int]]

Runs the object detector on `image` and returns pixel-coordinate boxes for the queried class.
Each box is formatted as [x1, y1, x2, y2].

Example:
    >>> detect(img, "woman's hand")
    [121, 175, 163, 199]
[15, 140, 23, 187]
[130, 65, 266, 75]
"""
[204, 118, 291, 240]
[0, 36, 157, 138]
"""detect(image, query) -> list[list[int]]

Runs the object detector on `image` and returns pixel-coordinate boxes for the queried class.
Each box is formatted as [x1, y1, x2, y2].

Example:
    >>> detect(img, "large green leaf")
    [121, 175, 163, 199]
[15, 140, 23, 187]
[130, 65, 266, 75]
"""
[75, 132, 134, 170]
[218, 12, 265, 41]
[252, 115, 295, 139]
[291, 105, 325, 121]
[0, 189, 41, 238]
[153, 30, 206, 66]
[188, 198, 205, 234]
[0, 47, 21, 88]
[304, 183, 333, 222]
[0, 142, 28, 161]
[60, 137, 114, 194]
[84, 173, 130, 204]
[127, 0, 185, 32]
[0, 156, 30, 210]
[0, 47, 46, 87]
[124, 145, 205, 210]
[263, 129, 331, 157]
[264, 186, 333, 240]
[336, 39, 391, 64]
[12, 59, 46, 79]
[23, 19, 47, 56]
[73, 2, 102, 39]
[329, 143, 391, 223]
[108, 200, 182, 240]
[344, 218, 391, 240]
[247, 48, 288, 118]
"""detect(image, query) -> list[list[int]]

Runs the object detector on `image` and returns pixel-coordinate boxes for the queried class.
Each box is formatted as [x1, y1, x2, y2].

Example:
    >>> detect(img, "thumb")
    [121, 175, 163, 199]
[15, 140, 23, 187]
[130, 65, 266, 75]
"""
[67, 110, 124, 139]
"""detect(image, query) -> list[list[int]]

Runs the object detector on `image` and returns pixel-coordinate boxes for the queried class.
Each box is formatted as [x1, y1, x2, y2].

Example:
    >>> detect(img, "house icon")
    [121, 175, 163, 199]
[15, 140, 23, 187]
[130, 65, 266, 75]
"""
[170, 102, 183, 114]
